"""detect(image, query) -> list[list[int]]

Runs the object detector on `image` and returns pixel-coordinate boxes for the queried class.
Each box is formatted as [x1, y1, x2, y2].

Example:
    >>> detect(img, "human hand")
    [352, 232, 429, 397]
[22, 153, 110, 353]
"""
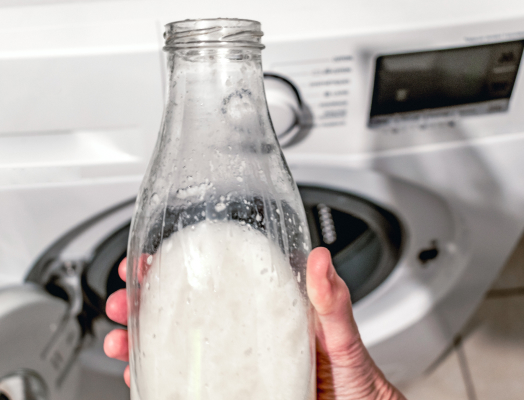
[104, 248, 405, 400]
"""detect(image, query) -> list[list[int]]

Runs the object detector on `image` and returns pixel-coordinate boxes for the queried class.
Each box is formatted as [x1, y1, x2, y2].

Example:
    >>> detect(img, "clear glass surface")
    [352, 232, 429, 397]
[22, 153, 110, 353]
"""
[127, 19, 315, 400]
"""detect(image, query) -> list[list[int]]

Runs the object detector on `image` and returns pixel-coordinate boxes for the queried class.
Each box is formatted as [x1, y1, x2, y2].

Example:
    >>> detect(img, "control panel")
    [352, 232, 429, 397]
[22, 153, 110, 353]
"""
[263, 18, 524, 154]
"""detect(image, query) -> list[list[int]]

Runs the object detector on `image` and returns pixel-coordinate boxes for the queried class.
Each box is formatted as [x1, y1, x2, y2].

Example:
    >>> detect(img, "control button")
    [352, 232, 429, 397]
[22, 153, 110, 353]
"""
[264, 73, 309, 147]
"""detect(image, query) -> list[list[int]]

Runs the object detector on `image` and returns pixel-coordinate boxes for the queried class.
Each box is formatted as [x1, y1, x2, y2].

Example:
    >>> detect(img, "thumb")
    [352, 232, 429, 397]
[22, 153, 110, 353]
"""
[307, 247, 361, 358]
[306, 248, 406, 400]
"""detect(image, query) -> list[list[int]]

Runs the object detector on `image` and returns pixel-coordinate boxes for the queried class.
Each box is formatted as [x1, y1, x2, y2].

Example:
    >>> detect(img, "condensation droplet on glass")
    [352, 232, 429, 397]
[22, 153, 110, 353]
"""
[237, 176, 243, 182]
[255, 214, 262, 222]
[150, 193, 160, 206]
[215, 202, 226, 212]
[299, 225, 303, 233]
[297, 272, 301, 282]
[146, 255, 153, 265]
[275, 208, 280, 215]
[201, 211, 206, 217]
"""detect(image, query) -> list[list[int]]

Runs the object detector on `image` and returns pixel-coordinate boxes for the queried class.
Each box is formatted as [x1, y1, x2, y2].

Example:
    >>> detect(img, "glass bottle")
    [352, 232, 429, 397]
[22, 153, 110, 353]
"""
[127, 18, 315, 400]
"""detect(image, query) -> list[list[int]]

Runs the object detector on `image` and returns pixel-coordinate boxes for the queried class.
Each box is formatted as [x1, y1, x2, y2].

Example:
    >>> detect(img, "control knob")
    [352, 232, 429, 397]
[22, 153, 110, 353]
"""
[263, 73, 310, 147]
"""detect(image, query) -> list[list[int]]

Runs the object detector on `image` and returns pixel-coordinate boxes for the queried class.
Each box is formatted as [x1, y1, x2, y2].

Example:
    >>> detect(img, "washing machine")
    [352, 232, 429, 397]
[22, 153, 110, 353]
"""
[1, 0, 524, 398]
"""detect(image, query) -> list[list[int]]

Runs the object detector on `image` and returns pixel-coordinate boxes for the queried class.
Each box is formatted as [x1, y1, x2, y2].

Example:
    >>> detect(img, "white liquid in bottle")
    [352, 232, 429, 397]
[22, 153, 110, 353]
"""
[132, 220, 313, 400]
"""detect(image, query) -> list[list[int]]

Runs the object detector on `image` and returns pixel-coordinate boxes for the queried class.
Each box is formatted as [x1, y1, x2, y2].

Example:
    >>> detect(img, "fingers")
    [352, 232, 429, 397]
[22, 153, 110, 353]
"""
[123, 365, 130, 387]
[306, 247, 360, 355]
[106, 289, 128, 325]
[103, 328, 129, 362]
[118, 258, 127, 282]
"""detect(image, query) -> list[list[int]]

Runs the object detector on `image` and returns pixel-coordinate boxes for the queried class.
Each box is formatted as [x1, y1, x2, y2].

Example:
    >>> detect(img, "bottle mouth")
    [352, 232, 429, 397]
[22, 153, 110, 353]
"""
[164, 18, 265, 50]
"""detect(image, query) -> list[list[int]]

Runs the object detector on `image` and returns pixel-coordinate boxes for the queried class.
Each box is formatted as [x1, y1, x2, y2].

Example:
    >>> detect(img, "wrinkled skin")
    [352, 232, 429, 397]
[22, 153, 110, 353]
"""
[104, 247, 406, 400]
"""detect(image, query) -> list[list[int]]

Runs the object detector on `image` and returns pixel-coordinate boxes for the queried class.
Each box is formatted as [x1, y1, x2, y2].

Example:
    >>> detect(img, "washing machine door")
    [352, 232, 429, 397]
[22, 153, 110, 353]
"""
[0, 285, 81, 400]
[21, 200, 135, 400]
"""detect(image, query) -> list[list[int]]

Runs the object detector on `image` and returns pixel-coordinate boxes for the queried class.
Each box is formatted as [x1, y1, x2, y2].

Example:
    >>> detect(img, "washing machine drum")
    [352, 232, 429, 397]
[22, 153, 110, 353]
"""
[82, 186, 403, 306]
[299, 186, 403, 302]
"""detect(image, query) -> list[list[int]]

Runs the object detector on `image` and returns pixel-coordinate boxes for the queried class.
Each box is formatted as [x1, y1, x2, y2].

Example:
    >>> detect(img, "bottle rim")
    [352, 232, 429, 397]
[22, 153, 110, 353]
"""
[163, 18, 265, 50]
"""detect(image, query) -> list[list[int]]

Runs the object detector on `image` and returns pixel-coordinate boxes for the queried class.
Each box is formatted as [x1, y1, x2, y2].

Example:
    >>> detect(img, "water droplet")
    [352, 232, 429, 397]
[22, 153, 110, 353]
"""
[186, 297, 191, 304]
[215, 202, 226, 212]
[150, 193, 160, 206]
[299, 225, 303, 233]
[292, 299, 297, 307]
[201, 211, 206, 217]
[297, 272, 301, 283]
[255, 214, 262, 222]
[205, 338, 209, 345]
[146, 255, 153, 265]
[146, 283, 150, 290]
[260, 268, 268, 275]
[236, 176, 243, 182]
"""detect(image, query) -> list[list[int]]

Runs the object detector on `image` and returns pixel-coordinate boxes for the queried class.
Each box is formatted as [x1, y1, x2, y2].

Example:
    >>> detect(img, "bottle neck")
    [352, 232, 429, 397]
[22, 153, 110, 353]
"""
[162, 47, 271, 146]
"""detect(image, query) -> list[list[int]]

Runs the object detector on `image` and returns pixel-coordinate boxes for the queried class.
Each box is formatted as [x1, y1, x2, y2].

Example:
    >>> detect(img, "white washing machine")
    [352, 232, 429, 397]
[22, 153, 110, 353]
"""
[1, 0, 524, 398]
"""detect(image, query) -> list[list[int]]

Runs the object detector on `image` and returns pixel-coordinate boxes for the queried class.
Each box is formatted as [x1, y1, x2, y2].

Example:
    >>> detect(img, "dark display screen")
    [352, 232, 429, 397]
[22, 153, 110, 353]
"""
[369, 40, 524, 126]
